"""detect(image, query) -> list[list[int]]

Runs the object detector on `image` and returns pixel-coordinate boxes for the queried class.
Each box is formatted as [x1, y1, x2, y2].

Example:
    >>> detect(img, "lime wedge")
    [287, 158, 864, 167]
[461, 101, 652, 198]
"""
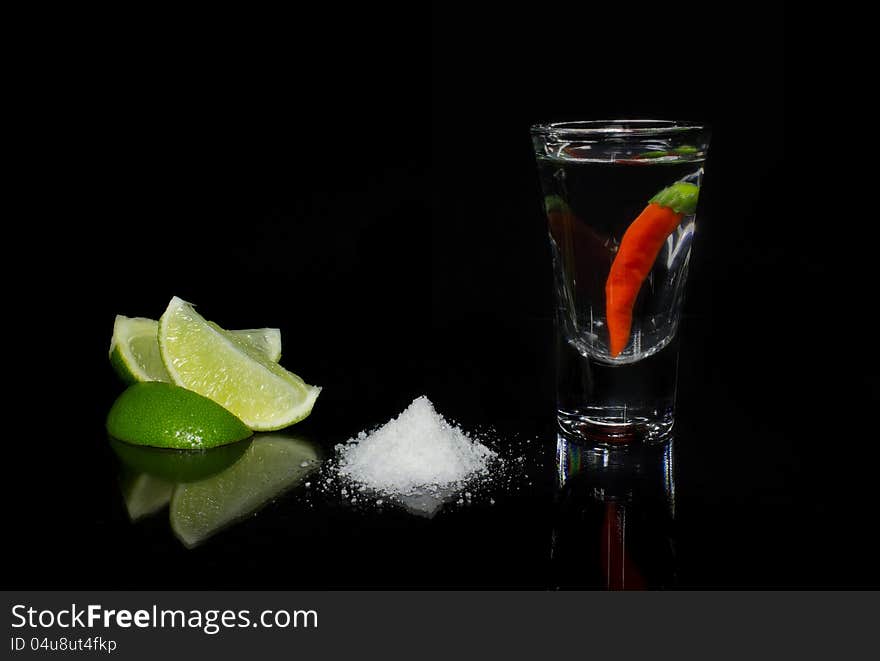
[110, 315, 282, 384]
[107, 382, 253, 449]
[228, 327, 282, 363]
[158, 297, 320, 430]
[110, 316, 169, 383]
[170, 435, 320, 548]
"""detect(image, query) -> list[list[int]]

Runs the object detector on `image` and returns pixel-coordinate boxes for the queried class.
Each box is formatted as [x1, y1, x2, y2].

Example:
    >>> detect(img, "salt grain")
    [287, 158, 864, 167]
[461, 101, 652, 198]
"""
[337, 396, 496, 496]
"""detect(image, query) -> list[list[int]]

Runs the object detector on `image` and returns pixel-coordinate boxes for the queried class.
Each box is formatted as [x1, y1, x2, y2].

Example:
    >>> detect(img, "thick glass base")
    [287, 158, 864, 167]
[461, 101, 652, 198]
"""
[556, 327, 679, 447]
[557, 408, 674, 446]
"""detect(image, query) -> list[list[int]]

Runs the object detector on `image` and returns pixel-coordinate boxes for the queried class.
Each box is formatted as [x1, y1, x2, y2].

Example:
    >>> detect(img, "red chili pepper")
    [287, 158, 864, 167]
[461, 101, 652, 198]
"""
[605, 182, 700, 357]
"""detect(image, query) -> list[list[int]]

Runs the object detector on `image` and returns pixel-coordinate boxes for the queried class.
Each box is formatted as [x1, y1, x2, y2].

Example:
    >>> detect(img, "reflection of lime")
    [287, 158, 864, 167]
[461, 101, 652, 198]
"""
[118, 470, 174, 521]
[106, 382, 252, 449]
[110, 436, 251, 483]
[170, 435, 320, 548]
[159, 297, 320, 430]
[110, 315, 283, 384]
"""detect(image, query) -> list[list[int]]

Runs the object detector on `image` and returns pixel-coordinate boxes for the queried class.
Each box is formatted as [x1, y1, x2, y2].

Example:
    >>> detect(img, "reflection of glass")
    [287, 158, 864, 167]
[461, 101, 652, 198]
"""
[551, 434, 676, 589]
[531, 120, 710, 444]
[111, 435, 321, 548]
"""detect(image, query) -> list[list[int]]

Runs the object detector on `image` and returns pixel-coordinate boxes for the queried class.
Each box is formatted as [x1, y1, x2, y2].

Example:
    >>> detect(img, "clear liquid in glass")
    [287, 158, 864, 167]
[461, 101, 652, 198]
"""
[536, 145, 704, 443]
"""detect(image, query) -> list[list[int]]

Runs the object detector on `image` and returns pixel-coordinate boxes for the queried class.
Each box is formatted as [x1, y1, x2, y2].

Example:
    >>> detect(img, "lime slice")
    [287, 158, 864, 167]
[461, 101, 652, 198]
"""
[170, 435, 320, 548]
[107, 382, 253, 449]
[110, 316, 169, 383]
[118, 470, 174, 521]
[110, 316, 282, 384]
[158, 297, 320, 431]
[229, 327, 282, 363]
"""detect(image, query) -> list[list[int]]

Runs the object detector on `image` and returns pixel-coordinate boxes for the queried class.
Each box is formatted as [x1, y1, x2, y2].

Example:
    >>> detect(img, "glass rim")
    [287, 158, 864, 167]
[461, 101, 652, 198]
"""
[530, 119, 706, 138]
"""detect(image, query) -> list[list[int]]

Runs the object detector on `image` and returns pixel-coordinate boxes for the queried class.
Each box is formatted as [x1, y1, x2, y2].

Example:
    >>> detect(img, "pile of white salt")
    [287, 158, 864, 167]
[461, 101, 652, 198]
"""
[336, 396, 496, 495]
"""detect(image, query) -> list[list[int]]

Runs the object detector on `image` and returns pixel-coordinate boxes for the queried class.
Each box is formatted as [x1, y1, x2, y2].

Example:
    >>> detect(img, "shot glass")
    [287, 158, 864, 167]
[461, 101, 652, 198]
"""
[531, 120, 710, 444]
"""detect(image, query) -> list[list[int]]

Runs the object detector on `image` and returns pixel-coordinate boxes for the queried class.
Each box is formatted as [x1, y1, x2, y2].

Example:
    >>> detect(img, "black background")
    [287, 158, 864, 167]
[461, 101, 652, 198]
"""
[9, 3, 871, 589]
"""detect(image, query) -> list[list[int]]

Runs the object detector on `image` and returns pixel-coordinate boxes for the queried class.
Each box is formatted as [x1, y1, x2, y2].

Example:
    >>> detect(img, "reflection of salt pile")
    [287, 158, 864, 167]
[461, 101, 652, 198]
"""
[337, 397, 496, 496]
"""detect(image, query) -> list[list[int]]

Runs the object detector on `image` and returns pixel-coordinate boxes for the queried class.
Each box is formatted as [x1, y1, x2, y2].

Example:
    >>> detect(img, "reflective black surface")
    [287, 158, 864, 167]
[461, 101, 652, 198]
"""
[8, 314, 880, 589]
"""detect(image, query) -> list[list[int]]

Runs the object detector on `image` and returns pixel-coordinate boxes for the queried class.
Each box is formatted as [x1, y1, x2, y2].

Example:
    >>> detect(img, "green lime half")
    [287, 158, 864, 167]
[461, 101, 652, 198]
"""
[107, 382, 252, 449]
[110, 436, 251, 483]
[110, 315, 282, 384]
[170, 435, 320, 548]
[159, 297, 320, 431]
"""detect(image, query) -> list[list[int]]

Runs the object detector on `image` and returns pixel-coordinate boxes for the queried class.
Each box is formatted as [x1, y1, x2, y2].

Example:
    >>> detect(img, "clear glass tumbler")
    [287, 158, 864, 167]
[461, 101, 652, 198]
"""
[531, 120, 710, 444]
